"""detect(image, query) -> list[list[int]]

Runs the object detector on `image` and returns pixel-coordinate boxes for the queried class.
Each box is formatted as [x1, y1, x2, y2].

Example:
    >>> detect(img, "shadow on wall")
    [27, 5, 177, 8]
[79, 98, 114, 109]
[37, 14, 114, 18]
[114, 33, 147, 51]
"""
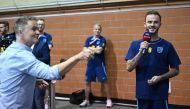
[100, 39, 118, 99]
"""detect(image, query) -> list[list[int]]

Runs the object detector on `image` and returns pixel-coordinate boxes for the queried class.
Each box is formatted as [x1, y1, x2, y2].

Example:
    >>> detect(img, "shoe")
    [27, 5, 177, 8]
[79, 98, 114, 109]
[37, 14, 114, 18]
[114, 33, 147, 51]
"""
[45, 103, 48, 109]
[106, 99, 113, 108]
[80, 100, 90, 107]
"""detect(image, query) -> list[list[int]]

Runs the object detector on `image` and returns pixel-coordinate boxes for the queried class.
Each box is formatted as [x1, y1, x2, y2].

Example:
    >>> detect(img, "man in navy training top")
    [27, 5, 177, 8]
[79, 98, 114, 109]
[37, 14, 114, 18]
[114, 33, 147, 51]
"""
[125, 10, 181, 109]
[37, 18, 53, 50]
[35, 18, 54, 109]
[0, 20, 15, 55]
[32, 28, 51, 109]
[80, 24, 113, 108]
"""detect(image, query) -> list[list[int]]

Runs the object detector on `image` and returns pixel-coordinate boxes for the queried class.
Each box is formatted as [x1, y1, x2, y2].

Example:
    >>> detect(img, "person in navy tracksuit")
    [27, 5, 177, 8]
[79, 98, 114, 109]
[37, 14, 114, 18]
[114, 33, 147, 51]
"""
[32, 33, 50, 109]
[80, 24, 112, 108]
[0, 20, 16, 55]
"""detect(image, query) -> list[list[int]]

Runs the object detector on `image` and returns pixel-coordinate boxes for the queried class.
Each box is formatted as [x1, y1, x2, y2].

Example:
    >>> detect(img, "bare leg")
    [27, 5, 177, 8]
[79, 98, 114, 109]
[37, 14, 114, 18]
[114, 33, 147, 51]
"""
[80, 82, 91, 107]
[102, 81, 113, 107]
[85, 82, 91, 101]
[102, 81, 111, 99]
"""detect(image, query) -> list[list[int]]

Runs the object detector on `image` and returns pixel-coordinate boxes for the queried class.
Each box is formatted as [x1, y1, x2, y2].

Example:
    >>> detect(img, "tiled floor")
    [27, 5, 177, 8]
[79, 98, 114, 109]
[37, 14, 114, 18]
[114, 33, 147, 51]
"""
[55, 100, 136, 109]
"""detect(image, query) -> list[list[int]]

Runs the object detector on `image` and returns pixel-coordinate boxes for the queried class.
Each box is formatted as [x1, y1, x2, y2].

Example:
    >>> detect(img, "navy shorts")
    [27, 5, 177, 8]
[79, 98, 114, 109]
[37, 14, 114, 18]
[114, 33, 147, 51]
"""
[85, 63, 107, 82]
[137, 99, 168, 109]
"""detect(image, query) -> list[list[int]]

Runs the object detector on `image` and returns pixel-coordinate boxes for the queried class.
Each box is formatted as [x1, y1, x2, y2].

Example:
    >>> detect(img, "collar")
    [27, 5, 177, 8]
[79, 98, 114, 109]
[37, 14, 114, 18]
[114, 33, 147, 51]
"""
[11, 42, 32, 52]
[91, 36, 100, 40]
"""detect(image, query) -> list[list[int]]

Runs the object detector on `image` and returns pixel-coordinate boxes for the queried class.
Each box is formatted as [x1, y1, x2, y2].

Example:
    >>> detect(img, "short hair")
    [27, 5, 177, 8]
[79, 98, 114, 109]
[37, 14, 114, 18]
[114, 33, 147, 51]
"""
[38, 18, 45, 22]
[0, 20, 9, 28]
[145, 10, 161, 22]
[14, 16, 37, 35]
[93, 23, 102, 30]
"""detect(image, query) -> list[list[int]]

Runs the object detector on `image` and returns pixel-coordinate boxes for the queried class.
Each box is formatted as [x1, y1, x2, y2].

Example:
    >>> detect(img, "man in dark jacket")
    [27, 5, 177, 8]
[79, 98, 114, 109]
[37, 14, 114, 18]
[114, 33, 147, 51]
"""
[32, 30, 50, 109]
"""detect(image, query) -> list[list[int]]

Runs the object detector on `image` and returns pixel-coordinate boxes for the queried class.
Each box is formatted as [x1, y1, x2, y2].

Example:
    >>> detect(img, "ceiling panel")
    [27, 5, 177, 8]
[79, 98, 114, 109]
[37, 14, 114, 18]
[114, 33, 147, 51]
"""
[0, 0, 187, 13]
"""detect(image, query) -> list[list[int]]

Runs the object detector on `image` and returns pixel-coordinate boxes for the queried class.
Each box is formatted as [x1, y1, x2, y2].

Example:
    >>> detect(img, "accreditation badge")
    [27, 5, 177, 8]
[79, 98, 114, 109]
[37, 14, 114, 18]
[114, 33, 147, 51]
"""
[148, 47, 152, 53]
[0, 47, 5, 53]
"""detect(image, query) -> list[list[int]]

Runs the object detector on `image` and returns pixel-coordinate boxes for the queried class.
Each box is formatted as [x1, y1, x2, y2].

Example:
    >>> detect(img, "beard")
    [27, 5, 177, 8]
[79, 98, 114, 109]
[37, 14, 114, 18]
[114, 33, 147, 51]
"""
[146, 26, 159, 35]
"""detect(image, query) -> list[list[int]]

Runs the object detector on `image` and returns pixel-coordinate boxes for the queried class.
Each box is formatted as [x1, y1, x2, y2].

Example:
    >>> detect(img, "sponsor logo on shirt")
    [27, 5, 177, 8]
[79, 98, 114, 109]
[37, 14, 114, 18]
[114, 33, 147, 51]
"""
[96, 40, 100, 45]
[148, 47, 152, 53]
[91, 45, 96, 48]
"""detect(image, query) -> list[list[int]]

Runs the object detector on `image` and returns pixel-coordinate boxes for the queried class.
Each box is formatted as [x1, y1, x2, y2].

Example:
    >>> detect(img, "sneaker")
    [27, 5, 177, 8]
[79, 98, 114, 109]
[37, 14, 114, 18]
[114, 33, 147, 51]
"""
[80, 100, 90, 107]
[106, 99, 113, 108]
[45, 103, 48, 109]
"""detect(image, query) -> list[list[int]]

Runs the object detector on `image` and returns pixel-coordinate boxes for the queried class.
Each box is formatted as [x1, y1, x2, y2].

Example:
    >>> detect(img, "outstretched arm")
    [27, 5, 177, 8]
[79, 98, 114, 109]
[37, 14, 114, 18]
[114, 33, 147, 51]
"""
[57, 48, 94, 76]
[88, 46, 104, 54]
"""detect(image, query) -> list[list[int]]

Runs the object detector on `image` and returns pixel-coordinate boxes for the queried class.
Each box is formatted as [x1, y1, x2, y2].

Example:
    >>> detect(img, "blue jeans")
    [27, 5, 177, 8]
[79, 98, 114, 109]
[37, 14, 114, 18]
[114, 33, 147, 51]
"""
[33, 87, 46, 109]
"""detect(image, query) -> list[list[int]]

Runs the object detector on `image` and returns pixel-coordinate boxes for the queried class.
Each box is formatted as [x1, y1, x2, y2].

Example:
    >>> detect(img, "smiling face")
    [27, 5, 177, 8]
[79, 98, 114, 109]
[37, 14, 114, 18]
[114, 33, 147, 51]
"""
[144, 14, 161, 35]
[21, 20, 39, 46]
[0, 24, 8, 36]
[37, 20, 45, 32]
[93, 24, 102, 37]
